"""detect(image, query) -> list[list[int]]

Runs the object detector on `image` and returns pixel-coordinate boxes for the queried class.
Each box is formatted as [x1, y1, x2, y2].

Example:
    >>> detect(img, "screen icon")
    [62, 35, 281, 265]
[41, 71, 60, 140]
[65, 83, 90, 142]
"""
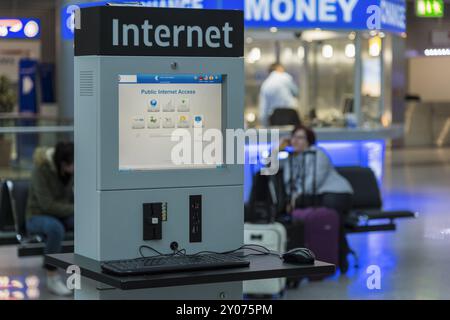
[177, 98, 190, 112]
[163, 100, 175, 112]
[162, 116, 175, 128]
[148, 99, 160, 112]
[193, 115, 204, 128]
[177, 115, 190, 128]
[147, 115, 160, 129]
[132, 117, 145, 129]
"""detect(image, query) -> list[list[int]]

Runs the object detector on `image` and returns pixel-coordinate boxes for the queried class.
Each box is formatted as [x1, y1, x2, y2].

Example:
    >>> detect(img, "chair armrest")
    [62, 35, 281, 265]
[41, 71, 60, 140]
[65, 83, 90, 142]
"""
[355, 210, 418, 221]
[18, 240, 74, 257]
[16, 233, 43, 244]
[346, 223, 396, 234]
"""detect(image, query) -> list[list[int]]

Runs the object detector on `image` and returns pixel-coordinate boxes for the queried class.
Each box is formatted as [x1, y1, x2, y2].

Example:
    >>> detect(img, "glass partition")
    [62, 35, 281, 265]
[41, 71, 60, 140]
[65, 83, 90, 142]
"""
[243, 30, 387, 129]
[244, 35, 277, 127]
[306, 35, 355, 128]
[0, 115, 73, 180]
[361, 34, 383, 128]
[279, 39, 304, 115]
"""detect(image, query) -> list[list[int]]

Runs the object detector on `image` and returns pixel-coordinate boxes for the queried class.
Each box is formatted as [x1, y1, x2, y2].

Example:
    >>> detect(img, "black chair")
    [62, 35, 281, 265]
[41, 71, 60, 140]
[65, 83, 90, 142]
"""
[268, 108, 301, 127]
[246, 167, 417, 234]
[245, 170, 287, 224]
[336, 167, 418, 233]
[8, 180, 35, 243]
[0, 181, 19, 245]
[5, 180, 74, 257]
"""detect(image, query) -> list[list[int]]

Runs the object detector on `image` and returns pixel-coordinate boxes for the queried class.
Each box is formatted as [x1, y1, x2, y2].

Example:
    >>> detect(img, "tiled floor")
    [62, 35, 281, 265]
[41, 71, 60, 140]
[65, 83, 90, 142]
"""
[0, 245, 69, 300]
[287, 147, 450, 299]
[1, 147, 450, 300]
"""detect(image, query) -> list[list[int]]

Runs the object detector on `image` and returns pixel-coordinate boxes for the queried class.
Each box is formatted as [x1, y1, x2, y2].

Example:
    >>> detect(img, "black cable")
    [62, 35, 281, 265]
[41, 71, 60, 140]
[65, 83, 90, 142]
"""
[175, 248, 186, 256]
[236, 244, 274, 254]
[139, 244, 281, 259]
[139, 245, 188, 258]
[226, 244, 272, 255]
[139, 245, 169, 258]
[192, 244, 281, 259]
[232, 245, 282, 259]
[139, 245, 161, 257]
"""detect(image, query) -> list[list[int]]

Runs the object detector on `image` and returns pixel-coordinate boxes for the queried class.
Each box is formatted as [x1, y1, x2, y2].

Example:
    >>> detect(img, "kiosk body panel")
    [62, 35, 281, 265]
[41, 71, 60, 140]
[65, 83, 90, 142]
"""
[74, 57, 101, 259]
[73, 5, 245, 299]
[98, 185, 243, 261]
[75, 55, 244, 261]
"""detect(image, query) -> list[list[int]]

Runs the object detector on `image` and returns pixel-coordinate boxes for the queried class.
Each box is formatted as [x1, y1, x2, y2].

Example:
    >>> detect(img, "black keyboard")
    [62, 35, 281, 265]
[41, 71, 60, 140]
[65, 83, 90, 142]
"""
[101, 253, 250, 276]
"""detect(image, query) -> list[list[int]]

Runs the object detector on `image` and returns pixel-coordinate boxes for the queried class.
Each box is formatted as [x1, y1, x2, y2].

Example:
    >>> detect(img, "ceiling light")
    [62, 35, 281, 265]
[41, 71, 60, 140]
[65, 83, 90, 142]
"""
[322, 44, 333, 59]
[247, 47, 261, 63]
[424, 48, 450, 56]
[246, 112, 256, 123]
[369, 36, 381, 57]
[345, 43, 355, 58]
[282, 47, 293, 60]
[297, 46, 305, 59]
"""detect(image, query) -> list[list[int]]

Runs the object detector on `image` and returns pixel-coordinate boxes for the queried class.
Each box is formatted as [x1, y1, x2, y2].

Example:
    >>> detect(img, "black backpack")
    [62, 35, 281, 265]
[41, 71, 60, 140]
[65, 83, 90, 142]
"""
[245, 169, 288, 224]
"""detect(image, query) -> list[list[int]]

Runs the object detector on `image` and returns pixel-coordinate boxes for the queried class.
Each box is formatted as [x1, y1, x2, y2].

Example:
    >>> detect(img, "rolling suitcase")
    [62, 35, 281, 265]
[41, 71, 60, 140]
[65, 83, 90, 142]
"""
[289, 150, 339, 269]
[243, 222, 287, 298]
[291, 208, 339, 267]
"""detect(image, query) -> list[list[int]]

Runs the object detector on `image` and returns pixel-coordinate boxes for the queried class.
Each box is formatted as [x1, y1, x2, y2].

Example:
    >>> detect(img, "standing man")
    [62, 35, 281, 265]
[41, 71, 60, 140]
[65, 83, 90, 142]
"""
[259, 63, 299, 127]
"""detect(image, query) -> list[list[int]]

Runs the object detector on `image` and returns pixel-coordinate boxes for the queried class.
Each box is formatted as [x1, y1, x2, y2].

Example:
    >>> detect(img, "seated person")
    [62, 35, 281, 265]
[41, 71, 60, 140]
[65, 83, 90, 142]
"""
[279, 125, 354, 273]
[26, 142, 74, 296]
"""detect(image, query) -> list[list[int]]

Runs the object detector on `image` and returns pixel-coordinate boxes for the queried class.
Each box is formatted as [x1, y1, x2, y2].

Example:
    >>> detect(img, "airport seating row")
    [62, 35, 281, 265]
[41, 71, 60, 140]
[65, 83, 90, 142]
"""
[0, 180, 73, 256]
[336, 167, 417, 234]
[0, 167, 416, 258]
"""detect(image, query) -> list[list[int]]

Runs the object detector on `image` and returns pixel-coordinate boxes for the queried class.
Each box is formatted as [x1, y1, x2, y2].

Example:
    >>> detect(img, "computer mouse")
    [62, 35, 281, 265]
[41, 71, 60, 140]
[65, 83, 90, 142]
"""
[282, 248, 315, 265]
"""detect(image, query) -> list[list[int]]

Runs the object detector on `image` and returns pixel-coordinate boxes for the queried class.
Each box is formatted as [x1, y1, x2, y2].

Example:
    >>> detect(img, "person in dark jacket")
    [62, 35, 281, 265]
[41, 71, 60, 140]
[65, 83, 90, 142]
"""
[26, 142, 74, 296]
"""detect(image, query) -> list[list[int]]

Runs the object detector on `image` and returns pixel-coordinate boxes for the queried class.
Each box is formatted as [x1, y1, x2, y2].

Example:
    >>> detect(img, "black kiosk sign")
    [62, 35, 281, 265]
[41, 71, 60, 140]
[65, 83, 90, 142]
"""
[75, 6, 244, 57]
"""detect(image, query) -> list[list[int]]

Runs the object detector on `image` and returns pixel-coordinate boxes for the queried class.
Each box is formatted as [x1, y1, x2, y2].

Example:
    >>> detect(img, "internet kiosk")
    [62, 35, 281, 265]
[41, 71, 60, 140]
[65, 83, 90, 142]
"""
[46, 5, 335, 300]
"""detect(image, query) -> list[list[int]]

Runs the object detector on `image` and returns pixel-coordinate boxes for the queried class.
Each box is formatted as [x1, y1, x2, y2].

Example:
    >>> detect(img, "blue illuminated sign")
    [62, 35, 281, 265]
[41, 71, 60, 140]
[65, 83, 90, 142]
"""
[61, 0, 405, 40]
[0, 18, 40, 39]
[226, 0, 406, 34]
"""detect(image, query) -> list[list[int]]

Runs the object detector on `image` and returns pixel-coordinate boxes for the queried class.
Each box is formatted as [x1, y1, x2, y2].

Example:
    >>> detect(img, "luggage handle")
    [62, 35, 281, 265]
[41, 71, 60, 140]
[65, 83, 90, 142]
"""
[301, 149, 318, 208]
[288, 149, 317, 209]
[250, 234, 263, 241]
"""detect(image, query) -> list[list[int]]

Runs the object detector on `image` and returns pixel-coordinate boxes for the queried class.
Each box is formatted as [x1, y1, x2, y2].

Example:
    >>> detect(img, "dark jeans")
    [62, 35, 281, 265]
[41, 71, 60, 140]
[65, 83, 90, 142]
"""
[26, 215, 74, 271]
[295, 193, 353, 267]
